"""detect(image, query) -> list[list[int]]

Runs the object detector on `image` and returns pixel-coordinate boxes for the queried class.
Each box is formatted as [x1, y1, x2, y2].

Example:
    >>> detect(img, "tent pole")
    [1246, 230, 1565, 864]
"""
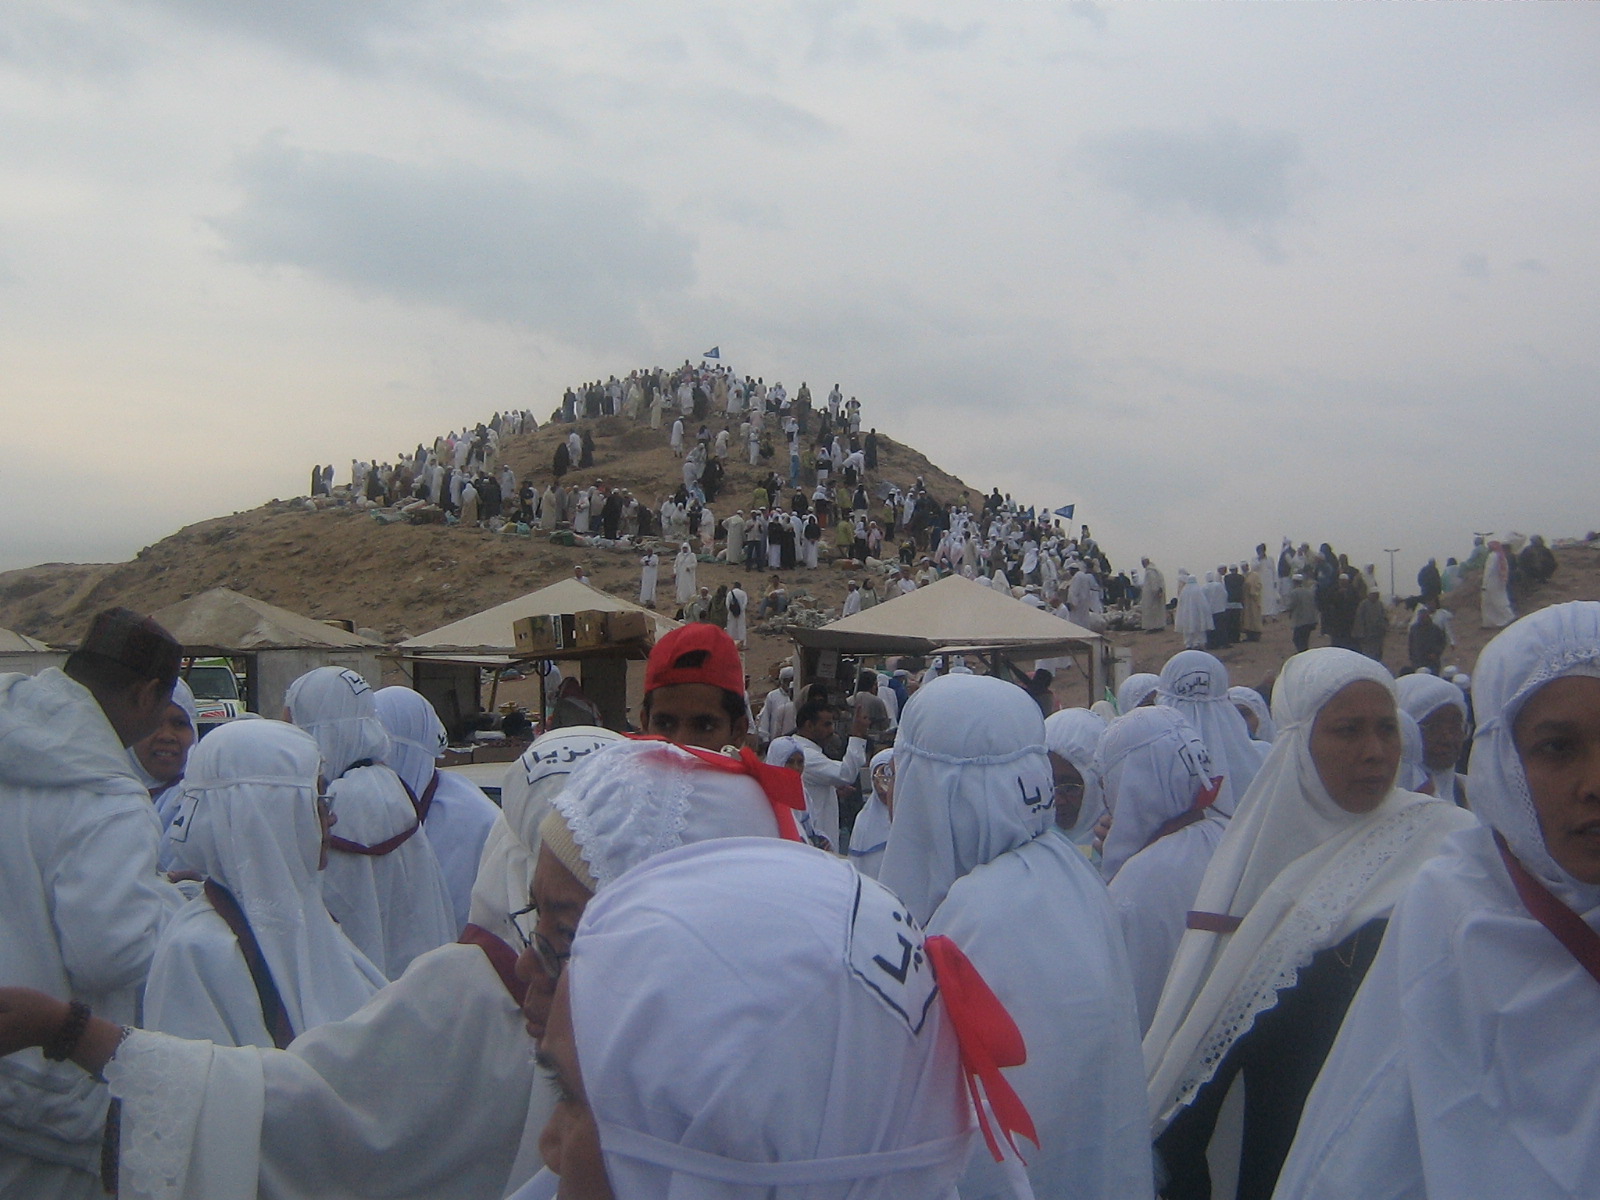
[488, 667, 503, 713]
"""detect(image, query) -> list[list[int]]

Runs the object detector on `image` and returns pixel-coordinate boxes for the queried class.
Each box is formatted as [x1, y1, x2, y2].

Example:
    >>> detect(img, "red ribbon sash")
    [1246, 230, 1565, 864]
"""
[1494, 831, 1600, 988]
[1186, 911, 1243, 934]
[458, 923, 528, 1005]
[1144, 775, 1225, 851]
[925, 934, 1039, 1164]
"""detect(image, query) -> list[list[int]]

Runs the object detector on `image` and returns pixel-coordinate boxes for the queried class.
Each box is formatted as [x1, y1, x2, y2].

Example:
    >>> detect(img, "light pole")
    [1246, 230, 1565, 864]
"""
[1383, 548, 1400, 603]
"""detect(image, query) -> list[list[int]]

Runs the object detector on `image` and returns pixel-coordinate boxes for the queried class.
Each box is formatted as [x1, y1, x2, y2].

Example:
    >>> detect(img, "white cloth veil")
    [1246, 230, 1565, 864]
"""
[1116, 672, 1160, 716]
[1226, 685, 1276, 743]
[1156, 651, 1266, 815]
[878, 674, 1054, 925]
[155, 721, 384, 1040]
[1043, 707, 1108, 843]
[1097, 706, 1220, 883]
[1144, 648, 1475, 1129]
[1276, 602, 1600, 1199]
[372, 686, 446, 799]
[572, 839, 974, 1200]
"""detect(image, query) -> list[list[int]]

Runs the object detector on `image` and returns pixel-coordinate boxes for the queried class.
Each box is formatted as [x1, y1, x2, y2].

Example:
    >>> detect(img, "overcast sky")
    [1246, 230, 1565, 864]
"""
[3, 1, 1596, 593]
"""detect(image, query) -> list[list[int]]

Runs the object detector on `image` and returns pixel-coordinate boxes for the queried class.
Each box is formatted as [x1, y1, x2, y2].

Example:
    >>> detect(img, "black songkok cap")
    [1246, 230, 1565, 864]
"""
[77, 608, 182, 683]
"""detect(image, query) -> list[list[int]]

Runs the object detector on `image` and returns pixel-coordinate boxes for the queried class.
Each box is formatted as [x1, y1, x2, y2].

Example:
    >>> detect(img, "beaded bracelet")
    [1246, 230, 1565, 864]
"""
[42, 999, 92, 1062]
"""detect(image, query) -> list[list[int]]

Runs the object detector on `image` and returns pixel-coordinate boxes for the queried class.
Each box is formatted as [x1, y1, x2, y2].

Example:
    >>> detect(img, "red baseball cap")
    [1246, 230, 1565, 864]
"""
[645, 624, 745, 697]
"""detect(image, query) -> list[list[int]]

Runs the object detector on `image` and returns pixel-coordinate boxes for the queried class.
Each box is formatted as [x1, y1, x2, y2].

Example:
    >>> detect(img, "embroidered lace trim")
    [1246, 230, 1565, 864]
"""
[556, 746, 692, 890]
[103, 1029, 209, 1200]
[1170, 804, 1439, 1110]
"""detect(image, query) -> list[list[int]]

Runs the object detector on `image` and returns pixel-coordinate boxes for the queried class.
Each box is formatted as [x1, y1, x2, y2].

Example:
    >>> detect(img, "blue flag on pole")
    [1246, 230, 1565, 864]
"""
[702, 346, 720, 360]
[1054, 504, 1075, 520]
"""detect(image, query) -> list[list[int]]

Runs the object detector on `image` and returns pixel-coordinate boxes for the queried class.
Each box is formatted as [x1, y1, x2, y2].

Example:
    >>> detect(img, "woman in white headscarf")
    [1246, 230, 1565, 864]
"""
[1097, 708, 1227, 1033]
[1144, 649, 1475, 1200]
[673, 542, 698, 606]
[1226, 685, 1276, 744]
[1117, 672, 1161, 716]
[1157, 650, 1269, 816]
[847, 747, 895, 878]
[1043, 706, 1109, 850]
[1395, 672, 1470, 804]
[129, 677, 198, 863]
[285, 667, 454, 980]
[374, 686, 500, 933]
[540, 839, 1016, 1199]
[1277, 601, 1600, 1200]
[146, 721, 385, 1048]
[879, 674, 1151, 1200]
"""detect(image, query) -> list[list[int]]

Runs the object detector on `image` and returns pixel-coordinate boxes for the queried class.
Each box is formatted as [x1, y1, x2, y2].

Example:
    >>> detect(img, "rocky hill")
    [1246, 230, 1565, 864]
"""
[4, 406, 1598, 697]
[0, 413, 976, 685]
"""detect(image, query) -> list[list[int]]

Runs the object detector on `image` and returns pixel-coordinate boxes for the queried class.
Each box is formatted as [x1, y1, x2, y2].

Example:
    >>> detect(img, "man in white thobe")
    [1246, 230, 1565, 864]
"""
[0, 609, 184, 1199]
[792, 698, 869, 852]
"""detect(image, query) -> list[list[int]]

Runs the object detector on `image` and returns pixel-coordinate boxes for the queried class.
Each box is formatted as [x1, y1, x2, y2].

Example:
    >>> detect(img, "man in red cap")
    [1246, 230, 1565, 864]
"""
[639, 623, 750, 751]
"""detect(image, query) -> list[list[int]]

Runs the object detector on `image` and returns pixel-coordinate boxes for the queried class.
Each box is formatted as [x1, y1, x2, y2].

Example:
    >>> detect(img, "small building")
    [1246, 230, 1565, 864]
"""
[0, 627, 65, 677]
[147, 588, 384, 718]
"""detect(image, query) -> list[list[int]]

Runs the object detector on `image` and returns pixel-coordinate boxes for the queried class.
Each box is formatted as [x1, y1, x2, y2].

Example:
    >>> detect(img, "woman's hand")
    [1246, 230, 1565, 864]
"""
[0, 988, 70, 1057]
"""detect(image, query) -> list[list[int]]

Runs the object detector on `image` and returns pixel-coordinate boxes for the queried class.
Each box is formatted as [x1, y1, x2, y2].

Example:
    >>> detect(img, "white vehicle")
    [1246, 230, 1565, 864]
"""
[184, 658, 246, 735]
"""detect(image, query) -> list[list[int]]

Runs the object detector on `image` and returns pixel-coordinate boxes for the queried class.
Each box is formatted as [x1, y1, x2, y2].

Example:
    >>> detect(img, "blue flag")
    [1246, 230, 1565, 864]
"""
[1054, 504, 1075, 520]
[702, 346, 720, 360]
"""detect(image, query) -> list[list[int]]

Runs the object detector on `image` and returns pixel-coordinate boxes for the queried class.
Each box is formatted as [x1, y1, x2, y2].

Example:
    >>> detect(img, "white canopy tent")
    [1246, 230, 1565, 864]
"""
[790, 573, 1109, 702]
[397, 579, 680, 732]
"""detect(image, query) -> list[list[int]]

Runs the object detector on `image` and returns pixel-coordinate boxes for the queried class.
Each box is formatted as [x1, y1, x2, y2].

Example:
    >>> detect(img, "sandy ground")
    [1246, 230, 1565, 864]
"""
[4, 408, 1598, 711]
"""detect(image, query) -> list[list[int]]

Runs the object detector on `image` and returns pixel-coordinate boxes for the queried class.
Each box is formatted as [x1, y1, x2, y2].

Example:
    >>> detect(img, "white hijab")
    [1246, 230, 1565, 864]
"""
[1145, 648, 1476, 1129]
[1276, 602, 1600, 1199]
[1156, 650, 1266, 815]
[286, 666, 455, 979]
[1043, 707, 1108, 843]
[1116, 672, 1160, 716]
[882, 676, 1154, 1199]
[571, 839, 974, 1199]
[162, 720, 384, 1036]
[1097, 706, 1221, 883]
[372, 685, 446, 800]
[879, 674, 1054, 925]
[847, 747, 895, 878]
[1226, 685, 1277, 743]
[284, 667, 390, 778]
[1395, 672, 1468, 799]
[129, 678, 198, 791]
[467, 726, 621, 945]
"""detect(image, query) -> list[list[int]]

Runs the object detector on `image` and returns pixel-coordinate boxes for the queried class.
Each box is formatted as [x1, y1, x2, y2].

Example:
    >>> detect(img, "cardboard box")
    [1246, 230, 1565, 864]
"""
[513, 614, 574, 655]
[575, 609, 609, 648]
[605, 610, 650, 644]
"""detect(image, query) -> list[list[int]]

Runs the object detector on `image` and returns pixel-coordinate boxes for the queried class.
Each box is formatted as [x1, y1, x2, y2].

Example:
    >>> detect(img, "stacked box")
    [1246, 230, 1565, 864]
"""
[605, 610, 650, 644]
[575, 609, 609, 648]
[513, 614, 575, 655]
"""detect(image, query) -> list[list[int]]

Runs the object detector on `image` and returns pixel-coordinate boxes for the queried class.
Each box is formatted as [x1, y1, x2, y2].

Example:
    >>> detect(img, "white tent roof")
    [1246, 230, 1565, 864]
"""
[148, 588, 379, 652]
[398, 578, 679, 655]
[792, 573, 1100, 656]
[0, 627, 51, 652]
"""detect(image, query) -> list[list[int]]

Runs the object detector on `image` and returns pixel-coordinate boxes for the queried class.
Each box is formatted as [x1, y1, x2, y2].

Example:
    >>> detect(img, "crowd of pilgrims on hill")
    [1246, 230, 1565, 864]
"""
[5, 588, 1600, 1200]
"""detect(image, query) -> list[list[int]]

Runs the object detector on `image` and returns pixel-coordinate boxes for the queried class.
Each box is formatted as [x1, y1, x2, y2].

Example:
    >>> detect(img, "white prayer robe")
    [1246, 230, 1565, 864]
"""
[639, 552, 658, 603]
[878, 675, 1152, 1200]
[673, 546, 698, 605]
[0, 669, 181, 1194]
[725, 586, 748, 645]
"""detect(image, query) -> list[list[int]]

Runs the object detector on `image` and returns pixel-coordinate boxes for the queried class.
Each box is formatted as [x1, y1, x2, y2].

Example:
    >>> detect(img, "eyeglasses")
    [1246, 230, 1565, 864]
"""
[1052, 781, 1085, 801]
[509, 904, 570, 981]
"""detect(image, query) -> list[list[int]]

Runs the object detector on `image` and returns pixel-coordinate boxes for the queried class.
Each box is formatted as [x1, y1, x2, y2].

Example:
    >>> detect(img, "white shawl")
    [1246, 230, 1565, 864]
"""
[1144, 648, 1476, 1131]
[1277, 601, 1600, 1199]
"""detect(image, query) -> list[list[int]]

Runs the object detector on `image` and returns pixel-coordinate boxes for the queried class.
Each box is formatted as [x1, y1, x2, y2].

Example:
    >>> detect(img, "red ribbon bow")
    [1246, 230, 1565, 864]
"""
[626, 736, 808, 842]
[925, 934, 1039, 1164]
